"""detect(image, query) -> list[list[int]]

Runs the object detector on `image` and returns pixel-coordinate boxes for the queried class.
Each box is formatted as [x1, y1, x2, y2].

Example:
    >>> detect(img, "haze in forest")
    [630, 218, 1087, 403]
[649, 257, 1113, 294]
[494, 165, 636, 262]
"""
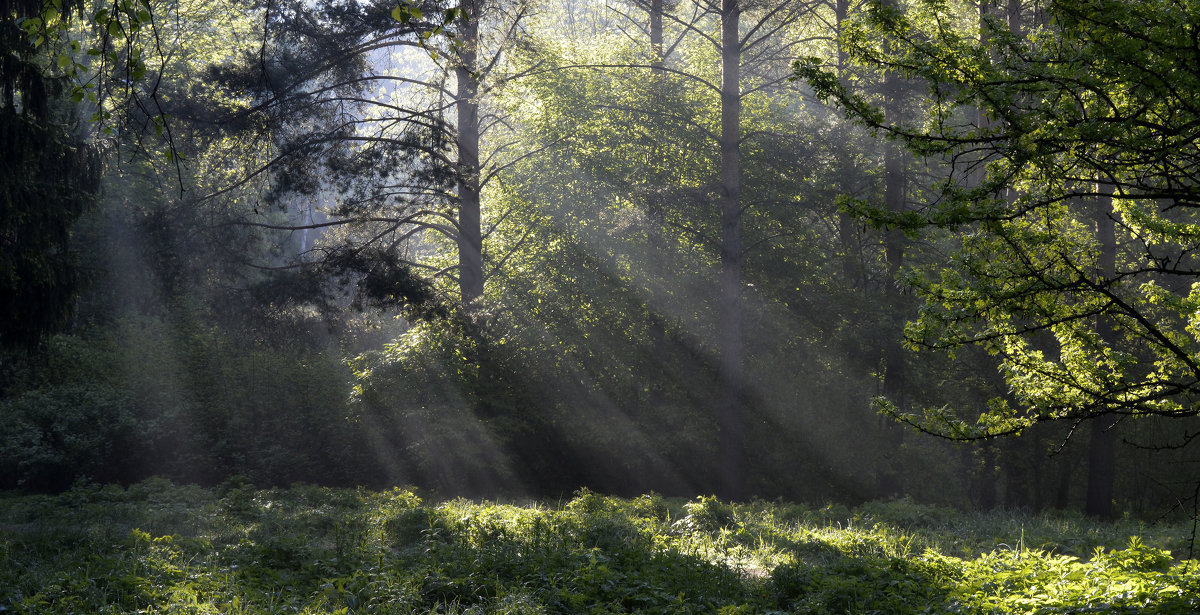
[3, 0, 1200, 523]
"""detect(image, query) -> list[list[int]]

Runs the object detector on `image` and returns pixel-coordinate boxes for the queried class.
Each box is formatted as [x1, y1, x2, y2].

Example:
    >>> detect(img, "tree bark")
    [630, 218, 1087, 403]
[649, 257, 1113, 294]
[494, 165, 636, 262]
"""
[644, 0, 668, 409]
[456, 0, 484, 307]
[834, 0, 860, 284]
[1086, 181, 1117, 518]
[876, 115, 907, 498]
[1085, 417, 1118, 519]
[973, 0, 992, 188]
[975, 442, 999, 509]
[650, 0, 664, 73]
[717, 0, 745, 501]
[1006, 0, 1022, 36]
[877, 0, 907, 496]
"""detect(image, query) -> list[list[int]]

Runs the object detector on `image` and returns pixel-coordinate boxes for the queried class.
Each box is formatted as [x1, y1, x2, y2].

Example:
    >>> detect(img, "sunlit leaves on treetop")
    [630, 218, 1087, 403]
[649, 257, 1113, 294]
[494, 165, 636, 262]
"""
[12, 0, 259, 166]
[390, 0, 461, 60]
[21, 0, 154, 86]
[391, 0, 458, 28]
[796, 0, 1200, 435]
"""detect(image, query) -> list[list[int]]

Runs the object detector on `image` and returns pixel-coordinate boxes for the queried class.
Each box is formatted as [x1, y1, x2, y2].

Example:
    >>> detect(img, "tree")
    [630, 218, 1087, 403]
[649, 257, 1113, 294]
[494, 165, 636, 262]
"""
[625, 0, 812, 500]
[1, 0, 100, 348]
[217, 0, 535, 320]
[798, 0, 1200, 516]
[498, 0, 933, 499]
[1, 0, 211, 349]
[567, 0, 813, 499]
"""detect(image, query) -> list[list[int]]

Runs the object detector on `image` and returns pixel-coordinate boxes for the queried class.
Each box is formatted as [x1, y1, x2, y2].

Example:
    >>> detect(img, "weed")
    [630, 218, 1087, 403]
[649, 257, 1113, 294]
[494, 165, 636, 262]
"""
[1, 484, 1197, 613]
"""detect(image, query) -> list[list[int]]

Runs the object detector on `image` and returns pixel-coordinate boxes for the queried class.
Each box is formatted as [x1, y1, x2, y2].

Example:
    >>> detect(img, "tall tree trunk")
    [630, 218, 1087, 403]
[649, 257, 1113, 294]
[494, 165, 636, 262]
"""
[456, 0, 484, 308]
[834, 0, 860, 284]
[975, 442, 999, 509]
[1054, 455, 1074, 509]
[1086, 181, 1117, 518]
[877, 0, 907, 496]
[877, 113, 906, 498]
[1006, 0, 1022, 36]
[644, 0, 668, 409]
[973, 0, 992, 188]
[1002, 437, 1031, 509]
[650, 0, 664, 73]
[454, 1, 499, 435]
[717, 0, 744, 501]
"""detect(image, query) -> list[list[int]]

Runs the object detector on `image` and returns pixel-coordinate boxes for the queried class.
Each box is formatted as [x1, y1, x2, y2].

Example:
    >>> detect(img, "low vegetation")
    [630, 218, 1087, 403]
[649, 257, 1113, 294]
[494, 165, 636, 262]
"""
[2, 480, 1197, 614]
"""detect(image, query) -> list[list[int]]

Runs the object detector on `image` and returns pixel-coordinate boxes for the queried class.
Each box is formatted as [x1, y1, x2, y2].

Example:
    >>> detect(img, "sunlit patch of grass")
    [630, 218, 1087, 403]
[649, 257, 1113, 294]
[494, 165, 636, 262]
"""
[1, 482, 1198, 613]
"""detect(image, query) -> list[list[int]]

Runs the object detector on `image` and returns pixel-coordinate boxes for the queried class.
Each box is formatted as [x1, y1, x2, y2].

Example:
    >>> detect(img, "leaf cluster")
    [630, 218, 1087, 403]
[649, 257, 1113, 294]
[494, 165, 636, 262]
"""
[796, 0, 1200, 435]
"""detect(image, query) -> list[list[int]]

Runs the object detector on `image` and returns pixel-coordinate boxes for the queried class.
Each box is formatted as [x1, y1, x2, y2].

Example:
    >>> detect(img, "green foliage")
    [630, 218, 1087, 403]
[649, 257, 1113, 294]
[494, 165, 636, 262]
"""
[951, 540, 1198, 614]
[1, 485, 1198, 614]
[797, 0, 1200, 434]
[0, 104, 99, 349]
[0, 317, 376, 491]
[471, 2, 968, 501]
[771, 554, 950, 614]
[679, 495, 737, 533]
[0, 384, 134, 490]
[347, 321, 522, 491]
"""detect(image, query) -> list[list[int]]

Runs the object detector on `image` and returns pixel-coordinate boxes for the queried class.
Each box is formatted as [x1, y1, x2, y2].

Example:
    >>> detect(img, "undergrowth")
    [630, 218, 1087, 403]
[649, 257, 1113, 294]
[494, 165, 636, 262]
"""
[1, 480, 1197, 613]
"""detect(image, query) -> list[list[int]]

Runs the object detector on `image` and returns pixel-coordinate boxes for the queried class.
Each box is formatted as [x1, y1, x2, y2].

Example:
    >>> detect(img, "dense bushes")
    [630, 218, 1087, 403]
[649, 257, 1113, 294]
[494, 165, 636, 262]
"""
[0, 319, 373, 491]
[0, 384, 135, 490]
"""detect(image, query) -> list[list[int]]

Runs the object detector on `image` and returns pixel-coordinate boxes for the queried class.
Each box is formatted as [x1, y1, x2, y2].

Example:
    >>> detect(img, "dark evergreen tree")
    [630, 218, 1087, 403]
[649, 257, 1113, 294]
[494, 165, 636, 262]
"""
[1, 0, 100, 348]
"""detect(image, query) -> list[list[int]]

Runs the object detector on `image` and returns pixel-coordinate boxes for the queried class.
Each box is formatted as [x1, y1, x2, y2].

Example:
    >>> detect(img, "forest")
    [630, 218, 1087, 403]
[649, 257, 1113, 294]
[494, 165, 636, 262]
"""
[4, 0, 1200, 611]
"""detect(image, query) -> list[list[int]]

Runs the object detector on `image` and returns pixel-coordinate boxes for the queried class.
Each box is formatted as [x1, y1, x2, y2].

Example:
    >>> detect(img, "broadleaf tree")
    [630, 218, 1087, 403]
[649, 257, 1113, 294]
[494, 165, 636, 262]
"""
[797, 0, 1200, 516]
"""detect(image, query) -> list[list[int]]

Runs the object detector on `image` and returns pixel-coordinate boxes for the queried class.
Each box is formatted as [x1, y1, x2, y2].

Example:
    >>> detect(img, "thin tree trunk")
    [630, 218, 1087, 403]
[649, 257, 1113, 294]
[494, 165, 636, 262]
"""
[835, 0, 859, 284]
[877, 0, 907, 496]
[717, 0, 744, 501]
[1003, 437, 1031, 509]
[456, 0, 484, 307]
[973, 0, 992, 188]
[1054, 456, 1073, 509]
[976, 442, 999, 509]
[650, 0, 664, 73]
[1086, 181, 1117, 518]
[645, 0, 667, 408]
[877, 118, 906, 498]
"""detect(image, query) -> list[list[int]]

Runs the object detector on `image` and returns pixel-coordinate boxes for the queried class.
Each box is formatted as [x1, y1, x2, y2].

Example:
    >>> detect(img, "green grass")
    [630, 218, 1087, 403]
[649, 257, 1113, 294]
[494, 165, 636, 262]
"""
[1, 480, 1197, 613]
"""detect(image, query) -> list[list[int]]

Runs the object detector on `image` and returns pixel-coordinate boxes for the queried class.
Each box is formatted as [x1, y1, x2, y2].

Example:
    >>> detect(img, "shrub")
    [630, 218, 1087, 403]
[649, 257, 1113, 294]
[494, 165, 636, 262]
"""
[0, 384, 137, 490]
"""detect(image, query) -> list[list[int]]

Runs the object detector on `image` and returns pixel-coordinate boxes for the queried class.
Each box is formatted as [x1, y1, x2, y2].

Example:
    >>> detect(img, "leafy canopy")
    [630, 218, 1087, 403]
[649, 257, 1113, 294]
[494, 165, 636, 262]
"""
[796, 0, 1200, 436]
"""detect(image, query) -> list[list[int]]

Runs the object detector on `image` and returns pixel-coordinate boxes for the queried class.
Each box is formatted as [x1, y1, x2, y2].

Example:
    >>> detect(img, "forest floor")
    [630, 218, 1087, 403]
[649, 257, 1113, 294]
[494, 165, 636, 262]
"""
[1, 480, 1198, 614]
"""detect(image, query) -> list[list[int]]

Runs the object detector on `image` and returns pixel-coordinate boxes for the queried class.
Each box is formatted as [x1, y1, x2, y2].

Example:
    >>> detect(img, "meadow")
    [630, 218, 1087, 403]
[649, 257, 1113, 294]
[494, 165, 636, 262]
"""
[2, 480, 1198, 614]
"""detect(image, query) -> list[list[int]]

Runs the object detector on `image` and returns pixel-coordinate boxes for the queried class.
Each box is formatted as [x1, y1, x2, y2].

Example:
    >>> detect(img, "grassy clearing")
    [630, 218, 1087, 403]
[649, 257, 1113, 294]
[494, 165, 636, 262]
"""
[1, 480, 1197, 614]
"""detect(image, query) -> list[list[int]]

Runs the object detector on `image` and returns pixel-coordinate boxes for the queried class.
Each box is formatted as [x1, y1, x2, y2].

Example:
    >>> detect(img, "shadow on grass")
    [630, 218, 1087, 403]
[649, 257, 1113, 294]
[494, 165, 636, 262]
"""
[3, 483, 1199, 614]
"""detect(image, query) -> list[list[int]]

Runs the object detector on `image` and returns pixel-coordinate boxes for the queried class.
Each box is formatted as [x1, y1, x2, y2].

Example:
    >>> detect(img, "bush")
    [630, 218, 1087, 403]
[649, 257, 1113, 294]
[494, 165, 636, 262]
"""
[0, 384, 137, 490]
